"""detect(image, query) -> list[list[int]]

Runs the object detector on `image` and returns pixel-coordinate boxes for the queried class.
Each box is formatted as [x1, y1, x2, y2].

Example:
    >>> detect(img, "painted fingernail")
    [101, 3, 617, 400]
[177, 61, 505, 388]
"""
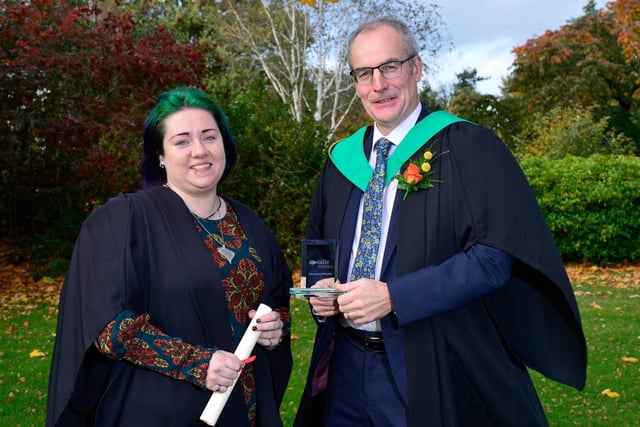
[252, 326, 257, 331]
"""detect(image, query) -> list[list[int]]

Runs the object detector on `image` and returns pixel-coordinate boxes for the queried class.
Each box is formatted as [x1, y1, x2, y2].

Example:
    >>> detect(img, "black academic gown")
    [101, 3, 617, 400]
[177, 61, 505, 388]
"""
[295, 108, 586, 427]
[46, 186, 292, 427]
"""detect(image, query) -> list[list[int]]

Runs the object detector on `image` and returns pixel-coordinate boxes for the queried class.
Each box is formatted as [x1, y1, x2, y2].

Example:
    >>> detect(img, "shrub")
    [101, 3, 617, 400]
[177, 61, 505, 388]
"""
[515, 106, 610, 160]
[213, 79, 329, 269]
[522, 154, 640, 264]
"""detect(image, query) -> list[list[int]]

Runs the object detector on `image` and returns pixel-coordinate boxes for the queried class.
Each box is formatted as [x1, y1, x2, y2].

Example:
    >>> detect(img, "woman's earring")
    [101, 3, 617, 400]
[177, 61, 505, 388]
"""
[159, 162, 165, 169]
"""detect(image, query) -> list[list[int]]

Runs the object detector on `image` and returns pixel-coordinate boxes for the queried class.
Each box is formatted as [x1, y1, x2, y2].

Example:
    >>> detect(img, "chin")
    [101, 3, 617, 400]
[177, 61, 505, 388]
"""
[371, 105, 400, 120]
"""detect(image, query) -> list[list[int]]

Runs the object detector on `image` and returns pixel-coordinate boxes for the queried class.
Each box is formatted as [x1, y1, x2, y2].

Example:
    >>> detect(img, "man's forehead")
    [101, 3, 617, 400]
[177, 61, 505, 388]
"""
[350, 27, 404, 61]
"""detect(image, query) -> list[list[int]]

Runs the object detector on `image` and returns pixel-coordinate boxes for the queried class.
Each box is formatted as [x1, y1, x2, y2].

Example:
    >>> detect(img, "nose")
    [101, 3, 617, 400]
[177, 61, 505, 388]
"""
[191, 137, 208, 157]
[370, 68, 388, 91]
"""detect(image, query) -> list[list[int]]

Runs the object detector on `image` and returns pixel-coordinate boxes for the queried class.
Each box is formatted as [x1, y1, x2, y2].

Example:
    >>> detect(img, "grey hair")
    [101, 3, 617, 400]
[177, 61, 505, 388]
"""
[347, 16, 419, 68]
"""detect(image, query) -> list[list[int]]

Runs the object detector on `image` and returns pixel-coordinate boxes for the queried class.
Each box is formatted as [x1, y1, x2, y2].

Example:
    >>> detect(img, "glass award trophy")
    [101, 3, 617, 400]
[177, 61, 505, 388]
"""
[290, 239, 344, 298]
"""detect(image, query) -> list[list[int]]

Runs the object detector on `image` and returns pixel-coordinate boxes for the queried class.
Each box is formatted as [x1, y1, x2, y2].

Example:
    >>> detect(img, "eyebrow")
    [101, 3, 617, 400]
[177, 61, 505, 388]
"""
[169, 128, 219, 139]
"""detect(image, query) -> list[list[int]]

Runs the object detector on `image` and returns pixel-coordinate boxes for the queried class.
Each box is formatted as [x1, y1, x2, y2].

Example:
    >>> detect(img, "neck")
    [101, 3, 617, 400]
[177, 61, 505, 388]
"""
[164, 183, 223, 220]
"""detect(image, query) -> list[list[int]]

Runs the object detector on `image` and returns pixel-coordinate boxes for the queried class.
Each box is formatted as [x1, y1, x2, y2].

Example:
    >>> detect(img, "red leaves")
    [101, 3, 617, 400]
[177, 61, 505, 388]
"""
[1, 0, 210, 232]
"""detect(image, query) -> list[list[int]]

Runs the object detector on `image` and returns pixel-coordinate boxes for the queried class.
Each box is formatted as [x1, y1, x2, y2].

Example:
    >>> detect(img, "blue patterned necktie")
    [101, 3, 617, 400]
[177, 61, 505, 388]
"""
[351, 137, 392, 280]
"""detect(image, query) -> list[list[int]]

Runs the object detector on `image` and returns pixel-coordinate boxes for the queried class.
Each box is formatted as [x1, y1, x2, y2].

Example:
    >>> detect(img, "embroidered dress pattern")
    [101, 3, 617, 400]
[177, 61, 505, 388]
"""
[194, 203, 290, 425]
[195, 205, 264, 423]
[351, 137, 392, 280]
[96, 310, 213, 387]
[95, 203, 292, 427]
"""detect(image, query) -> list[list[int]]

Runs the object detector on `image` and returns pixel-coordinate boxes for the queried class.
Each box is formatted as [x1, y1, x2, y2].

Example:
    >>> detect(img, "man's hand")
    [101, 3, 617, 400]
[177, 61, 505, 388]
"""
[308, 277, 340, 317]
[336, 279, 393, 324]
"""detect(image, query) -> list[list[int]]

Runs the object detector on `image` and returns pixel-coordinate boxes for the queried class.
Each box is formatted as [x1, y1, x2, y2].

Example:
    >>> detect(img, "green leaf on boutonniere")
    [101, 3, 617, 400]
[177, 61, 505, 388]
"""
[395, 142, 447, 200]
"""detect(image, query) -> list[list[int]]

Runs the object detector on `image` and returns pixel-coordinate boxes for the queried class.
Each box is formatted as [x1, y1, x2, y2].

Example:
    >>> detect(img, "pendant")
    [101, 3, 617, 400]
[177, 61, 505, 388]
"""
[217, 246, 235, 263]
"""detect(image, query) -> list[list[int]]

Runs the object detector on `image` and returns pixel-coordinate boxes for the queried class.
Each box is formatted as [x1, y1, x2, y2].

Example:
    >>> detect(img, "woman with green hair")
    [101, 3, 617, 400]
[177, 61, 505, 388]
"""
[47, 87, 293, 427]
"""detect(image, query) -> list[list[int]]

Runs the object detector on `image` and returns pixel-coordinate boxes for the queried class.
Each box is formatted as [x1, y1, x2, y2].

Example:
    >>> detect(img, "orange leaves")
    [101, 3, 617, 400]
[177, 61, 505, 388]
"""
[1, 243, 58, 424]
[507, 0, 638, 126]
[0, 241, 63, 310]
[566, 263, 640, 290]
[569, 260, 639, 412]
[300, 0, 339, 6]
[608, 0, 640, 61]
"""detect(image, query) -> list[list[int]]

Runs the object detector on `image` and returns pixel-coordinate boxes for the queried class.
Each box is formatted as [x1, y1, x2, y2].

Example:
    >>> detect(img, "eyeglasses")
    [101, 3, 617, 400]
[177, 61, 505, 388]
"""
[350, 55, 416, 84]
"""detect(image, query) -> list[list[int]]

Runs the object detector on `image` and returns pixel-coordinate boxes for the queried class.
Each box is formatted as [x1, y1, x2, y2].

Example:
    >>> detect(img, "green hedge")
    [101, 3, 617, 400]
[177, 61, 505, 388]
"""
[521, 154, 640, 264]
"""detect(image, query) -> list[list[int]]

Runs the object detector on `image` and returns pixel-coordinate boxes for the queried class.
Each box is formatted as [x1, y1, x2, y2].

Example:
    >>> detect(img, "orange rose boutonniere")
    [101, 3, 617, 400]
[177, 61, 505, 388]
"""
[395, 144, 447, 200]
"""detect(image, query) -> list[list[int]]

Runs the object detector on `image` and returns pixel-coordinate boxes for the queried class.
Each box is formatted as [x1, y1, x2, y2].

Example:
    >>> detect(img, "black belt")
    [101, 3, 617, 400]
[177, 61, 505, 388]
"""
[344, 328, 386, 352]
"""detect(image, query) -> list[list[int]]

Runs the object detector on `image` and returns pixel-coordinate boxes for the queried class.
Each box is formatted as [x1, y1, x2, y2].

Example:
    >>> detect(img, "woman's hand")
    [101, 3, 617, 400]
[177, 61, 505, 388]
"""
[205, 350, 242, 393]
[249, 309, 283, 349]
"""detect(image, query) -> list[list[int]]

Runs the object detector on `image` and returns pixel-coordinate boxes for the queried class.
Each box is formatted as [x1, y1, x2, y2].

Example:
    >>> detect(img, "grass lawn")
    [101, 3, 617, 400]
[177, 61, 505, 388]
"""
[1, 264, 638, 426]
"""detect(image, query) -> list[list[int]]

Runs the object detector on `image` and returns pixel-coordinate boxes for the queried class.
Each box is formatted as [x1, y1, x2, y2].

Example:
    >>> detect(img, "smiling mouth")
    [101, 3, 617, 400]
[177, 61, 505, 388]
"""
[191, 163, 212, 171]
[375, 96, 395, 104]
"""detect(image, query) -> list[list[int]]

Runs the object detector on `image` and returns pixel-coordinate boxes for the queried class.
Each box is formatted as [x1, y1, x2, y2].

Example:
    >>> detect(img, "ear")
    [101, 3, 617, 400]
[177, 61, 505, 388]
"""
[413, 55, 424, 82]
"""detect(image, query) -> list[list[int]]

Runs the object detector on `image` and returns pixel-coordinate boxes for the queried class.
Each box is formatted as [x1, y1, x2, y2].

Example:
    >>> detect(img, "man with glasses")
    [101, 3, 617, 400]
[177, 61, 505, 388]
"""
[295, 16, 586, 427]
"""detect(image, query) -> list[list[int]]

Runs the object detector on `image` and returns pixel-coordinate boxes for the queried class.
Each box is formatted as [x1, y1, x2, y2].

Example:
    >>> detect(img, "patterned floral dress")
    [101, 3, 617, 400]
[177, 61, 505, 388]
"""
[96, 202, 291, 427]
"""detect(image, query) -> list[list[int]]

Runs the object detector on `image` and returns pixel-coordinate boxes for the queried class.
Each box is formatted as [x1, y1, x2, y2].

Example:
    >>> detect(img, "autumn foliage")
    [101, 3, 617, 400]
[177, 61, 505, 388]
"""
[608, 0, 640, 61]
[507, 0, 639, 144]
[0, 0, 638, 275]
[0, 0, 208, 243]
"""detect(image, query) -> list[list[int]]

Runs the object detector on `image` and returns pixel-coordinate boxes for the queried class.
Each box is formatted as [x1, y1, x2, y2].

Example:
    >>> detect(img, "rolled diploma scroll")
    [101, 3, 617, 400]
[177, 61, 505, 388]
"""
[199, 303, 273, 426]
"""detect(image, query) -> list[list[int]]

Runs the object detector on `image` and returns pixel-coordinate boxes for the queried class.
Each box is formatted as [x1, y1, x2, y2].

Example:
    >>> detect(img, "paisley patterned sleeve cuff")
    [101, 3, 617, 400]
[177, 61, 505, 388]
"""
[95, 309, 215, 390]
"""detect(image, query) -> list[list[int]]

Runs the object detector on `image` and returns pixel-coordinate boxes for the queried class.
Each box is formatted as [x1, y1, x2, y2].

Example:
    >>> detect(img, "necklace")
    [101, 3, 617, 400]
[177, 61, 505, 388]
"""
[193, 196, 222, 220]
[192, 211, 236, 263]
[162, 184, 222, 221]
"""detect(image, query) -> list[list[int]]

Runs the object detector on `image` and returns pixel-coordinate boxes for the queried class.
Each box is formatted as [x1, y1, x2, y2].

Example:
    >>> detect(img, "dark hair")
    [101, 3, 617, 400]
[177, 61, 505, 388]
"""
[347, 16, 419, 68]
[141, 87, 237, 187]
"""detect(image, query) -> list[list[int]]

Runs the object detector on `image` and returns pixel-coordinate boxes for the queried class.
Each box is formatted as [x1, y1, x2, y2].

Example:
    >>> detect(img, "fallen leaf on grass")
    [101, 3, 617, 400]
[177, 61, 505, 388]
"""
[29, 349, 46, 358]
[600, 388, 620, 398]
[622, 356, 638, 363]
[590, 302, 603, 309]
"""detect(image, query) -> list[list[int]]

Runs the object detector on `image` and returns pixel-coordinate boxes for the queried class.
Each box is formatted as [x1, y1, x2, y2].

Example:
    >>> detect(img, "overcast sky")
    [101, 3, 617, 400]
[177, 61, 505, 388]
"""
[425, 0, 605, 95]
